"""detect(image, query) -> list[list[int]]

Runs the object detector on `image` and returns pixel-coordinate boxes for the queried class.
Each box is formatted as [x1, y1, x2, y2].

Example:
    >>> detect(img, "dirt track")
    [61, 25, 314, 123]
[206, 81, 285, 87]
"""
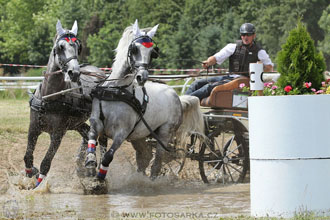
[0, 99, 250, 219]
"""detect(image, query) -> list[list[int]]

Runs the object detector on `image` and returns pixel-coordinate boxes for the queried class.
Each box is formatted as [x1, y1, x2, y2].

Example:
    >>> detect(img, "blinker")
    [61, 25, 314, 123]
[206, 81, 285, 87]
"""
[136, 37, 153, 48]
[64, 37, 77, 43]
[59, 34, 77, 43]
[142, 42, 153, 48]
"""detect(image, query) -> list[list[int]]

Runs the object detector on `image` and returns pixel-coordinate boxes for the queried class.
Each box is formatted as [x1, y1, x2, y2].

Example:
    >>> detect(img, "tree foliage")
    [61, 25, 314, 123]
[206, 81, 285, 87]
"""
[0, 0, 329, 75]
[318, 4, 330, 69]
[276, 20, 326, 93]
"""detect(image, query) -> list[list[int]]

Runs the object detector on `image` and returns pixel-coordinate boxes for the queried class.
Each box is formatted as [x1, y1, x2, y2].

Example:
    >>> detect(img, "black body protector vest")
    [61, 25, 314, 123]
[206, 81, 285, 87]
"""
[229, 40, 261, 75]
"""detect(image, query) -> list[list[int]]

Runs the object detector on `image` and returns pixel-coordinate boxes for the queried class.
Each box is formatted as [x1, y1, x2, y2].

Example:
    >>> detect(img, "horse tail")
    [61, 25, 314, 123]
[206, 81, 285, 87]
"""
[176, 95, 205, 145]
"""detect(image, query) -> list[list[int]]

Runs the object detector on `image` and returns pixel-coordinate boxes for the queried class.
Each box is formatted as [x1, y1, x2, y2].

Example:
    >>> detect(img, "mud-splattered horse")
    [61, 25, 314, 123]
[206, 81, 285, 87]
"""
[84, 20, 204, 188]
[23, 20, 107, 188]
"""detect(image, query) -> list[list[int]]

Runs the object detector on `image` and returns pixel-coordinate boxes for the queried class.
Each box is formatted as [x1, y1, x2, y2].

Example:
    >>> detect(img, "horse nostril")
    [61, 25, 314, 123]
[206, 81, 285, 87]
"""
[136, 75, 142, 83]
[67, 70, 80, 82]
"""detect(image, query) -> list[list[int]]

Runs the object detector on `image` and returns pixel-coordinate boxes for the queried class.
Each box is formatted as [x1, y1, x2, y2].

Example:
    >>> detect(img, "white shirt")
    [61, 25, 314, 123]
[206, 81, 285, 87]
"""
[213, 43, 274, 67]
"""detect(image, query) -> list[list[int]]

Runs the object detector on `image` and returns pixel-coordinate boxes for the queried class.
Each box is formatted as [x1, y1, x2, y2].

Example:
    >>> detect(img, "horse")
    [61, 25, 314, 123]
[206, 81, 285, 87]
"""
[23, 20, 107, 188]
[84, 20, 204, 187]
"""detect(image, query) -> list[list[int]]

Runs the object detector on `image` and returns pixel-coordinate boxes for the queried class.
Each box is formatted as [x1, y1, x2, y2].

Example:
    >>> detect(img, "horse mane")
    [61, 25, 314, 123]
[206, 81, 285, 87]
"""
[45, 34, 60, 74]
[111, 24, 152, 78]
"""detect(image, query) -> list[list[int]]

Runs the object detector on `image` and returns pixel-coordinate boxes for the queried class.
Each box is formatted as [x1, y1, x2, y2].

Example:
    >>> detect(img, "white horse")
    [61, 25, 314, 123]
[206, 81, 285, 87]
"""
[85, 20, 204, 186]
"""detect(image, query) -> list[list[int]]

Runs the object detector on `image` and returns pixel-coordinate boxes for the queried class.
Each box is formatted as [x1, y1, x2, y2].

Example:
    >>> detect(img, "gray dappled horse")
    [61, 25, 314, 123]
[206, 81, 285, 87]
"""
[24, 20, 107, 188]
[85, 20, 204, 186]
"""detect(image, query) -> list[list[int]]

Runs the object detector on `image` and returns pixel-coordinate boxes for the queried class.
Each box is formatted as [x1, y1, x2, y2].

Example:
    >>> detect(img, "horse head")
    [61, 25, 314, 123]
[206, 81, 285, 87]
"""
[53, 20, 81, 83]
[128, 20, 159, 86]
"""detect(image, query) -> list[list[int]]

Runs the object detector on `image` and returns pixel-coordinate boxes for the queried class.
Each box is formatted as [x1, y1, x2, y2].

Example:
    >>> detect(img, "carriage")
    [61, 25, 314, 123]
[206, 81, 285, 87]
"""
[145, 75, 250, 185]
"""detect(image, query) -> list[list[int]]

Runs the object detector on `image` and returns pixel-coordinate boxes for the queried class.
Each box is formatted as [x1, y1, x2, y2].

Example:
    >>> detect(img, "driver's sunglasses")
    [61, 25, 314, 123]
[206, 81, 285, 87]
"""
[241, 33, 254, 36]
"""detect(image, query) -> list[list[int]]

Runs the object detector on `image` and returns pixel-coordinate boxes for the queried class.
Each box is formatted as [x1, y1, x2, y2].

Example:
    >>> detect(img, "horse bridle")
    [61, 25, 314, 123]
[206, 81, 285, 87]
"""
[53, 33, 81, 72]
[127, 35, 159, 71]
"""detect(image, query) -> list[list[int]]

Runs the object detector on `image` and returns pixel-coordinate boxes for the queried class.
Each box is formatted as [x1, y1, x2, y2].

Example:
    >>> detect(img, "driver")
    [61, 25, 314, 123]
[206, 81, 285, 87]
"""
[185, 23, 274, 100]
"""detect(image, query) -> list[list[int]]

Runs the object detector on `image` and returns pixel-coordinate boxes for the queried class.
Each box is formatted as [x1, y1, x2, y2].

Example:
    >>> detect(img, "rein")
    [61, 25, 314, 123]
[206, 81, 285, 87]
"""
[80, 71, 108, 79]
[60, 55, 78, 67]
[43, 70, 63, 76]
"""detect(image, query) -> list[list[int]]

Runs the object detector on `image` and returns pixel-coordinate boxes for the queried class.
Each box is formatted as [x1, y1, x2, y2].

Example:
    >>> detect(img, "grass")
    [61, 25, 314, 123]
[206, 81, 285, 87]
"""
[0, 98, 30, 134]
[0, 89, 31, 99]
[25, 67, 46, 77]
[0, 97, 80, 139]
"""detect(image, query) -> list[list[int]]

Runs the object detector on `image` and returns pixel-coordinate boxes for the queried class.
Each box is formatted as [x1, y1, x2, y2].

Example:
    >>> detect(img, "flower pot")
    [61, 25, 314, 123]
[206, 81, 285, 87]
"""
[249, 95, 330, 217]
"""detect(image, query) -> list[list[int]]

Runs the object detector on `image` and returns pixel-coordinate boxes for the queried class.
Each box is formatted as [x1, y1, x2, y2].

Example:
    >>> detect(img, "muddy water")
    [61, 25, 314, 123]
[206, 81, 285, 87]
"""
[1, 166, 250, 219]
[1, 181, 249, 219]
[0, 139, 250, 219]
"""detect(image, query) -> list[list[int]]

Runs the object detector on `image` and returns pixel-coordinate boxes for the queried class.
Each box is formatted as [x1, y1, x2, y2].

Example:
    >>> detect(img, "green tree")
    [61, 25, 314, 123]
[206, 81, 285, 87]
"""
[167, 0, 241, 69]
[276, 20, 326, 93]
[87, 0, 130, 67]
[0, 0, 46, 63]
[237, 0, 329, 66]
[166, 17, 195, 68]
[193, 10, 242, 69]
[318, 4, 330, 69]
[125, 0, 185, 69]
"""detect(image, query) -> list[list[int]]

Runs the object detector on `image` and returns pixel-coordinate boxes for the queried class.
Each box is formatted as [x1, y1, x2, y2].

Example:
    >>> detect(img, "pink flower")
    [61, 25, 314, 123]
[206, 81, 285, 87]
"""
[264, 82, 273, 88]
[316, 90, 324, 94]
[304, 82, 312, 88]
[311, 88, 316, 92]
[271, 85, 278, 90]
[239, 83, 246, 88]
[322, 81, 326, 87]
[284, 85, 292, 93]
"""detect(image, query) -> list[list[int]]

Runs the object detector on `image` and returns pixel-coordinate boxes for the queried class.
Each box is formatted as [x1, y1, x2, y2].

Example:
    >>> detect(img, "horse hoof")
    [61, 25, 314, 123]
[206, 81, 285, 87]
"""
[81, 177, 108, 195]
[25, 167, 39, 178]
[85, 153, 97, 167]
[85, 167, 96, 177]
[85, 153, 97, 177]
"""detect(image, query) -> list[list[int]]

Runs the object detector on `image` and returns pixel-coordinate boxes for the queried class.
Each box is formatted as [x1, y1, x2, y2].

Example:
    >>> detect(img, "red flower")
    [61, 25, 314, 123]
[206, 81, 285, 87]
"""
[284, 85, 292, 93]
[304, 82, 312, 88]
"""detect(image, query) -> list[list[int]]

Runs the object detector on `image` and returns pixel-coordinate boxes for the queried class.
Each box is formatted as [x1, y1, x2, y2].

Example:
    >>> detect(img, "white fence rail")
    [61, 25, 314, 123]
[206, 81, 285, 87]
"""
[0, 72, 280, 94]
[0, 76, 44, 90]
[0, 75, 195, 94]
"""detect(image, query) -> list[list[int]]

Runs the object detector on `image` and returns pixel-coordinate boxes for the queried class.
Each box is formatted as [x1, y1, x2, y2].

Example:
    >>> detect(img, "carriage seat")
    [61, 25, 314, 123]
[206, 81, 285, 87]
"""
[200, 77, 250, 109]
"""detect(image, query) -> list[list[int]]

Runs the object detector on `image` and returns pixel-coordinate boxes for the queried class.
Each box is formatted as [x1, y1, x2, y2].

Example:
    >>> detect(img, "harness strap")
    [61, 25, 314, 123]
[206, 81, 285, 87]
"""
[29, 94, 44, 112]
[92, 86, 173, 152]
[61, 55, 78, 66]
[91, 86, 147, 114]
[92, 86, 146, 136]
[29, 90, 91, 116]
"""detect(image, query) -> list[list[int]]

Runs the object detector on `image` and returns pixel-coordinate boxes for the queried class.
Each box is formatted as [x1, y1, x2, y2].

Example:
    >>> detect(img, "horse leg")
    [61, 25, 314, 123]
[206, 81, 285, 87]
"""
[150, 125, 175, 179]
[24, 116, 41, 178]
[37, 130, 65, 187]
[98, 135, 108, 169]
[97, 136, 125, 180]
[85, 117, 101, 176]
[131, 138, 153, 174]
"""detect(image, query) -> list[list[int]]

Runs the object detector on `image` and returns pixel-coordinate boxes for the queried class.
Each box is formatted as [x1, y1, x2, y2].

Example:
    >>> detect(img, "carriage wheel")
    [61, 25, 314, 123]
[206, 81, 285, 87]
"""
[145, 139, 186, 178]
[198, 130, 249, 184]
[161, 148, 186, 176]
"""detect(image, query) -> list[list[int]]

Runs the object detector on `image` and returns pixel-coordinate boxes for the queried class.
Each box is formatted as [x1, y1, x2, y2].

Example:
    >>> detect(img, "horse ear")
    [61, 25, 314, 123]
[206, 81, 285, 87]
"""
[147, 24, 159, 39]
[71, 20, 78, 36]
[56, 20, 66, 36]
[133, 19, 142, 38]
